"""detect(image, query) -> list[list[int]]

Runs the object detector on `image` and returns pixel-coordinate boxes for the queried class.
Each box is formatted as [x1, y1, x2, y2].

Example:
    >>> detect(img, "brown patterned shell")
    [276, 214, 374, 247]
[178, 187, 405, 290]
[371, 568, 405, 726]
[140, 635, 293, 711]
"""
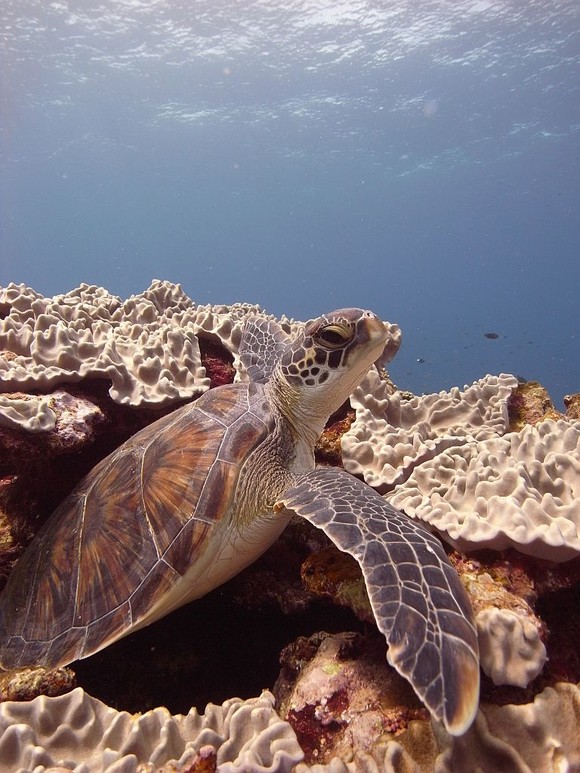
[0, 382, 275, 670]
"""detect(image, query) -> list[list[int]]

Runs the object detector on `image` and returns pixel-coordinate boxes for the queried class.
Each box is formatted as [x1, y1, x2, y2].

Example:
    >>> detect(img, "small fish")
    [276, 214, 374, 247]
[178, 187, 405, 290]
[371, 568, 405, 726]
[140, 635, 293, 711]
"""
[416, 357, 426, 363]
[484, 332, 499, 340]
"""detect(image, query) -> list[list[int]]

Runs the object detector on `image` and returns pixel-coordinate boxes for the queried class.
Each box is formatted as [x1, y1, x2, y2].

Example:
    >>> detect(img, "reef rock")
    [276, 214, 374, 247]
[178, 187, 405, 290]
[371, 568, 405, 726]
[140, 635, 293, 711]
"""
[276, 631, 580, 772]
[274, 631, 428, 767]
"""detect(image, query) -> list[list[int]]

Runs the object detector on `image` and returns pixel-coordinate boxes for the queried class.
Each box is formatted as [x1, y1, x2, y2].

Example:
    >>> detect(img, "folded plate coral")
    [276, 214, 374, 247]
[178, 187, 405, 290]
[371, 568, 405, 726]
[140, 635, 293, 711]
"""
[387, 419, 580, 561]
[455, 562, 547, 689]
[0, 687, 304, 773]
[342, 370, 518, 487]
[341, 369, 580, 562]
[0, 280, 282, 411]
[476, 607, 547, 688]
[0, 389, 103, 438]
[2, 653, 578, 772]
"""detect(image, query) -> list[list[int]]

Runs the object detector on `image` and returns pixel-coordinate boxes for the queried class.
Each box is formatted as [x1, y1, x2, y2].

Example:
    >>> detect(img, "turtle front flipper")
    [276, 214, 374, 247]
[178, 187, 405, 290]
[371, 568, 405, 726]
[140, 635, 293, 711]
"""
[276, 467, 480, 736]
[239, 317, 293, 383]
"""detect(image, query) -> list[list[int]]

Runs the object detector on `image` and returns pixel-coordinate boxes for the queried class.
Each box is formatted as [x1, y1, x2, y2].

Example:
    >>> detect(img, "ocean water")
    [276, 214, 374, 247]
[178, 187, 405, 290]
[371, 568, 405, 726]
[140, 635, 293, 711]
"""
[1, 0, 578, 404]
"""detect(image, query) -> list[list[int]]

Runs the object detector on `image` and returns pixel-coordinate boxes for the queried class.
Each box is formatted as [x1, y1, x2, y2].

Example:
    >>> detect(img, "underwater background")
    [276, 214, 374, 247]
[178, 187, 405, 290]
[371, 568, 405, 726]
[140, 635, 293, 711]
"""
[1, 0, 579, 402]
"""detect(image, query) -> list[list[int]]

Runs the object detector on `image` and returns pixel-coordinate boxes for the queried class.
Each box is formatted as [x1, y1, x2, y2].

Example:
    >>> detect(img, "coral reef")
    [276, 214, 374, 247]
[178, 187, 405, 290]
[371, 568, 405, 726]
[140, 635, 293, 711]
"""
[0, 280, 282, 409]
[0, 665, 76, 702]
[4, 634, 577, 772]
[433, 681, 580, 773]
[451, 557, 546, 688]
[564, 392, 580, 421]
[508, 380, 564, 431]
[275, 630, 580, 772]
[274, 631, 428, 766]
[342, 371, 518, 487]
[299, 537, 549, 691]
[339, 365, 580, 562]
[300, 545, 373, 624]
[314, 407, 356, 467]
[0, 281, 579, 770]
[0, 687, 303, 773]
[387, 419, 580, 560]
[0, 388, 104, 438]
[476, 607, 546, 688]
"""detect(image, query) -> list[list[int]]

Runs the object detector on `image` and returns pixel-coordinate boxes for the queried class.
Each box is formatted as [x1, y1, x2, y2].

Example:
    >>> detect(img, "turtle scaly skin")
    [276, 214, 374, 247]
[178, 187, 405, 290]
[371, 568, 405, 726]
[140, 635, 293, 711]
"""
[0, 309, 480, 735]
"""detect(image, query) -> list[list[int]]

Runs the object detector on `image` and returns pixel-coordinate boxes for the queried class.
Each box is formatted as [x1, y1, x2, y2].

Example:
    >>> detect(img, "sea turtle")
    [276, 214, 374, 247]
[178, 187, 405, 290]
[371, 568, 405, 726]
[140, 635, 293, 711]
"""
[0, 309, 479, 735]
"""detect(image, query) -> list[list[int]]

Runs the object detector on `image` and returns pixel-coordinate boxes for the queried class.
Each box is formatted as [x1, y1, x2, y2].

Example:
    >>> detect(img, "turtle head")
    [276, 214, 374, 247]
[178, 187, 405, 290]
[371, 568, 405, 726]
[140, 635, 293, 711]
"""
[272, 308, 397, 440]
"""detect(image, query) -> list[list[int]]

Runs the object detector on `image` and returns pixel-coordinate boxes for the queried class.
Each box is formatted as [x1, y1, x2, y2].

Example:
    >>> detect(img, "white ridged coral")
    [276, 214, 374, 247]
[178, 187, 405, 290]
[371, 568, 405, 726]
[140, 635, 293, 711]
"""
[0, 389, 102, 436]
[476, 607, 547, 688]
[0, 281, 208, 407]
[0, 281, 273, 409]
[340, 365, 580, 561]
[0, 393, 61, 432]
[0, 281, 401, 425]
[436, 681, 580, 772]
[387, 419, 580, 561]
[0, 687, 304, 773]
[455, 568, 547, 690]
[342, 371, 518, 487]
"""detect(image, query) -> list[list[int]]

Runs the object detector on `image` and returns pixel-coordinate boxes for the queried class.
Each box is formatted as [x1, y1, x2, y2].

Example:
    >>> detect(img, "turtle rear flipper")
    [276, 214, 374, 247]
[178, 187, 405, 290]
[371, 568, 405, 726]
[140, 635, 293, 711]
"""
[277, 466, 480, 736]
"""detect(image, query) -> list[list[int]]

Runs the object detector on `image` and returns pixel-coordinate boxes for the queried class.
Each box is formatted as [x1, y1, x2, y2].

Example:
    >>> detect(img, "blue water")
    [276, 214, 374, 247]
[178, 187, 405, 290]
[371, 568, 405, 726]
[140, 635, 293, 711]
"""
[1, 0, 579, 405]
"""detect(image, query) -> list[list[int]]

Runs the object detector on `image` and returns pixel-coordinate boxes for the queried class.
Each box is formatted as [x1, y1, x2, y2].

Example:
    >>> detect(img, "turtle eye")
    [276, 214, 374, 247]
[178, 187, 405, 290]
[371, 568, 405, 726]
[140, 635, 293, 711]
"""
[315, 324, 352, 349]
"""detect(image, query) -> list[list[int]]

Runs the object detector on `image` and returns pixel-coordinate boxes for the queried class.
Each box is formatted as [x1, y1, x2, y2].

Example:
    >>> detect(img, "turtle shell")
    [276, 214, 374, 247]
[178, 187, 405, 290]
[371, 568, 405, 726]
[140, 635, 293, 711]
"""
[0, 382, 276, 670]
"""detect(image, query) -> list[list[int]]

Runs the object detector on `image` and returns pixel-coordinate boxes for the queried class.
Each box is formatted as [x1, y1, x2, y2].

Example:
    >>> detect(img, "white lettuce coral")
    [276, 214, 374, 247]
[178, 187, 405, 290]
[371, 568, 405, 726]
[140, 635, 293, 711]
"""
[342, 371, 518, 487]
[0, 687, 304, 772]
[476, 607, 547, 688]
[0, 281, 401, 429]
[341, 368, 580, 561]
[0, 281, 273, 410]
[387, 419, 580, 561]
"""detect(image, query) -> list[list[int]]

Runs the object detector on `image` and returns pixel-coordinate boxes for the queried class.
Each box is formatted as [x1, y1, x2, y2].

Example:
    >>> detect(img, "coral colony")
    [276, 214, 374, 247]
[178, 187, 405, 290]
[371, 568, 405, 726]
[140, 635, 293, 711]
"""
[0, 281, 579, 770]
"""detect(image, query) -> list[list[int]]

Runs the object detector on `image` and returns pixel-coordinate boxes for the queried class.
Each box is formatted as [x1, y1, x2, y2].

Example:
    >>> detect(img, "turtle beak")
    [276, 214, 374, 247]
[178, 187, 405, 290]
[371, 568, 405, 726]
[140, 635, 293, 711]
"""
[355, 312, 401, 373]
[372, 321, 402, 371]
